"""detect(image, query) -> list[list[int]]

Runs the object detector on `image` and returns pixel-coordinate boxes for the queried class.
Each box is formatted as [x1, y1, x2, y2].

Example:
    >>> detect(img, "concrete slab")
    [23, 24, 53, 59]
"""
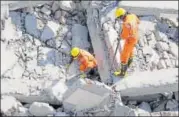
[118, 1, 178, 16]
[1, 78, 64, 105]
[86, 8, 111, 83]
[71, 24, 90, 50]
[7, 1, 51, 11]
[103, 25, 125, 71]
[113, 68, 178, 97]
[63, 79, 112, 112]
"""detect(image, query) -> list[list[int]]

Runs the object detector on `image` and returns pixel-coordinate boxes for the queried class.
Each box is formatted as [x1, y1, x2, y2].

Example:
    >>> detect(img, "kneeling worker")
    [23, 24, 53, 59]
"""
[70, 47, 99, 80]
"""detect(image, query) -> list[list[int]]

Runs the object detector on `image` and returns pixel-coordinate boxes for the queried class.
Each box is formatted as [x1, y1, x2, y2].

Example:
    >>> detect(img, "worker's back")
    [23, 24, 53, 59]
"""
[78, 49, 97, 71]
[121, 13, 140, 40]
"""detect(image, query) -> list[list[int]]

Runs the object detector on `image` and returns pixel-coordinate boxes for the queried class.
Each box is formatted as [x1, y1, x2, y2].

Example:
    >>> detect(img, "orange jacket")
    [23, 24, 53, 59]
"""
[77, 49, 97, 72]
[120, 14, 140, 41]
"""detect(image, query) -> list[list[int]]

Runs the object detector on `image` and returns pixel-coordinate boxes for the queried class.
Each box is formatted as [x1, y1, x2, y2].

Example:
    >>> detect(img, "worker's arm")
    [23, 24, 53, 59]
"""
[79, 56, 88, 72]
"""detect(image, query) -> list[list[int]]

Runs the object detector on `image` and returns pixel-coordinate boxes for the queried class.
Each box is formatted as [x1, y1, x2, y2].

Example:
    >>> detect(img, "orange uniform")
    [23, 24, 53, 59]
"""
[120, 14, 140, 64]
[77, 49, 97, 72]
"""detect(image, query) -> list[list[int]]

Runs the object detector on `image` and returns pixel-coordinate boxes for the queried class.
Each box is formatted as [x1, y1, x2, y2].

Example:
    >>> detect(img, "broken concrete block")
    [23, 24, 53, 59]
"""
[25, 14, 41, 38]
[174, 92, 178, 100]
[113, 103, 137, 116]
[14, 107, 29, 116]
[157, 59, 167, 69]
[162, 91, 173, 99]
[1, 96, 23, 116]
[139, 20, 156, 33]
[4, 1, 50, 11]
[142, 46, 154, 55]
[138, 102, 152, 113]
[52, 1, 60, 12]
[40, 21, 60, 41]
[60, 39, 71, 54]
[160, 111, 179, 116]
[1, 17, 22, 41]
[43, 64, 66, 80]
[41, 5, 51, 16]
[128, 101, 137, 105]
[29, 102, 55, 116]
[138, 36, 145, 47]
[3, 62, 24, 79]
[86, 8, 111, 83]
[1, 43, 18, 75]
[72, 24, 90, 50]
[166, 99, 178, 111]
[148, 33, 157, 48]
[164, 59, 172, 68]
[59, 1, 76, 11]
[9, 11, 22, 30]
[161, 51, 170, 59]
[54, 112, 69, 116]
[1, 4, 9, 20]
[37, 47, 56, 66]
[80, 1, 90, 10]
[61, 10, 70, 17]
[114, 68, 178, 97]
[54, 10, 61, 20]
[160, 13, 178, 27]
[169, 42, 178, 58]
[44, 80, 68, 104]
[153, 100, 167, 112]
[166, 27, 178, 39]
[59, 16, 66, 25]
[66, 31, 72, 40]
[175, 59, 178, 67]
[66, 60, 81, 82]
[138, 112, 151, 116]
[155, 41, 170, 52]
[63, 79, 112, 112]
[135, 108, 148, 115]
[150, 112, 161, 116]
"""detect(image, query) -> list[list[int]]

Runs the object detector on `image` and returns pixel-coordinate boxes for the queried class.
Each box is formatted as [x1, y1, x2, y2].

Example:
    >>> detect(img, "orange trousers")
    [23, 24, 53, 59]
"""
[120, 37, 138, 64]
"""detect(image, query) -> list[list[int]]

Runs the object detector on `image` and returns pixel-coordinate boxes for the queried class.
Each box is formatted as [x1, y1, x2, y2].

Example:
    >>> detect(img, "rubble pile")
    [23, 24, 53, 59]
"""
[1, 1, 178, 116]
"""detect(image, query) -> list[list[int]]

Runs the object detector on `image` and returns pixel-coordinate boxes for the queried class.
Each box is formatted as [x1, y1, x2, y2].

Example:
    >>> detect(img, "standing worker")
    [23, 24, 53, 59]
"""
[70, 47, 98, 79]
[114, 8, 140, 77]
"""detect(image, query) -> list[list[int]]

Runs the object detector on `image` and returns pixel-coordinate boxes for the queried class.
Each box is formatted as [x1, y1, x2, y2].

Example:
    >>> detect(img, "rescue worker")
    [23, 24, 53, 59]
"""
[70, 47, 98, 79]
[114, 8, 140, 77]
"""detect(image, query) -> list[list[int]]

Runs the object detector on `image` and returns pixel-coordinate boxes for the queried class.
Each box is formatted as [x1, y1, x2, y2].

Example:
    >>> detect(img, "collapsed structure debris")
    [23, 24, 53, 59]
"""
[1, 1, 178, 116]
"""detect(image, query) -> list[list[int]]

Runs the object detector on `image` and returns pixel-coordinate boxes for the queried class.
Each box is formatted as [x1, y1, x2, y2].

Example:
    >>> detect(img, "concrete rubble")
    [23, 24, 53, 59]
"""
[29, 102, 55, 116]
[1, 1, 178, 116]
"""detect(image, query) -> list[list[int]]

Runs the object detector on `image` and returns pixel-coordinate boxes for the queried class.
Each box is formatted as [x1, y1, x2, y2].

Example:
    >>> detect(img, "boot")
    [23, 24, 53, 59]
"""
[127, 57, 133, 67]
[114, 63, 128, 78]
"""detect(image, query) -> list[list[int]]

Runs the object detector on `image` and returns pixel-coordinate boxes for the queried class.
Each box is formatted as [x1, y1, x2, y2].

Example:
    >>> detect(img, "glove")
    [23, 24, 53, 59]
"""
[114, 71, 120, 76]
[65, 64, 70, 69]
[80, 73, 87, 79]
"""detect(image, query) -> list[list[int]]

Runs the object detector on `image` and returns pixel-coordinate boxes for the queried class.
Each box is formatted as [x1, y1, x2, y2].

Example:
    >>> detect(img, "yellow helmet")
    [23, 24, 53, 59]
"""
[115, 8, 126, 18]
[71, 47, 80, 58]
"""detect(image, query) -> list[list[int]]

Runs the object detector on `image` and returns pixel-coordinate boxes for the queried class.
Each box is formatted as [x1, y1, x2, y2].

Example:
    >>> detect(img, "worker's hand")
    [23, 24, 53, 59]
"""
[80, 73, 87, 79]
[114, 71, 120, 76]
[65, 64, 70, 69]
